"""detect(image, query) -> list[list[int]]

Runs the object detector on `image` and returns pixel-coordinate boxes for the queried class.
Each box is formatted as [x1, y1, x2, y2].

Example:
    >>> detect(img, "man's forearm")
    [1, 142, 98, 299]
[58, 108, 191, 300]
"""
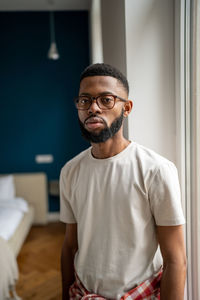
[160, 262, 187, 300]
[61, 243, 76, 300]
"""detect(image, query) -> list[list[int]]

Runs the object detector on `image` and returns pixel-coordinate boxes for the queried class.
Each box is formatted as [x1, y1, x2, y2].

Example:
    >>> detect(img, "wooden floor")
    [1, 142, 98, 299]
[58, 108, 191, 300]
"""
[16, 222, 66, 300]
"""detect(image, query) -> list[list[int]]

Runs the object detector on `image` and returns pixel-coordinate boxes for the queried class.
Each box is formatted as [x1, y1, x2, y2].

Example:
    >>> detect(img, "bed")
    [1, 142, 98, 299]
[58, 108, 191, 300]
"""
[0, 173, 48, 299]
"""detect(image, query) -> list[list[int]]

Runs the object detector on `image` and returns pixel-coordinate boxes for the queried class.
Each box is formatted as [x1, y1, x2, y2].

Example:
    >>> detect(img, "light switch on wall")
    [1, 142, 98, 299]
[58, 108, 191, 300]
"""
[35, 154, 54, 164]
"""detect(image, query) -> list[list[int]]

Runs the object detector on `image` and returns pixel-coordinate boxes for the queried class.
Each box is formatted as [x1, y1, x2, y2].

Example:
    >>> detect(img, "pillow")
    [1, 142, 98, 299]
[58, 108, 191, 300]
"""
[0, 197, 28, 212]
[0, 175, 16, 200]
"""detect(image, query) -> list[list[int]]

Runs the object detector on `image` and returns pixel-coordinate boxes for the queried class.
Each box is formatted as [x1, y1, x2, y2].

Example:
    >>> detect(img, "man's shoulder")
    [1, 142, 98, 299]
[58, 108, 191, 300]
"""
[132, 141, 176, 170]
[61, 147, 91, 175]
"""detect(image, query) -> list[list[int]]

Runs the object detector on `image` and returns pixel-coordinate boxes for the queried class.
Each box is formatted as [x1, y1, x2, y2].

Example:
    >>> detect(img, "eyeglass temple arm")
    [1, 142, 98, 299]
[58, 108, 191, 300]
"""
[117, 96, 128, 102]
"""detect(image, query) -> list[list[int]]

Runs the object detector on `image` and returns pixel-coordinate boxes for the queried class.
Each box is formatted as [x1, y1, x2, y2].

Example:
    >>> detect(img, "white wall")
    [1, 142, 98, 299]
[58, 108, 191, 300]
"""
[101, 0, 127, 76]
[90, 0, 103, 64]
[125, 0, 176, 162]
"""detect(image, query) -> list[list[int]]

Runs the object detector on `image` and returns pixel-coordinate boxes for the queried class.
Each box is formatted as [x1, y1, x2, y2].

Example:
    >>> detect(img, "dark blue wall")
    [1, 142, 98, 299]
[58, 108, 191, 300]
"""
[0, 11, 90, 211]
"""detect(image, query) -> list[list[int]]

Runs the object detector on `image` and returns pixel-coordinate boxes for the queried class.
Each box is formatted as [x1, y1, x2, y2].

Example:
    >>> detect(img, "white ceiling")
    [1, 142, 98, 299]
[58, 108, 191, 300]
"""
[0, 0, 91, 11]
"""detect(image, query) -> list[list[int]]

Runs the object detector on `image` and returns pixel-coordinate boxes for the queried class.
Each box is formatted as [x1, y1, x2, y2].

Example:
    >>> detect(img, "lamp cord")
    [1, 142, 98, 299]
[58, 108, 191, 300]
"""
[49, 11, 56, 43]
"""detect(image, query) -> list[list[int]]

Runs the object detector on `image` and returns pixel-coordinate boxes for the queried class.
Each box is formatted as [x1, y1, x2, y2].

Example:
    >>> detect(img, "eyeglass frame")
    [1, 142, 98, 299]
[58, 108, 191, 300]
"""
[74, 94, 128, 110]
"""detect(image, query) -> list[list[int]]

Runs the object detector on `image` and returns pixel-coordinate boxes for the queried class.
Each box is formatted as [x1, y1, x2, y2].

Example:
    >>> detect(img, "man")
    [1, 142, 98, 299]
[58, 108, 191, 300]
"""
[60, 63, 186, 300]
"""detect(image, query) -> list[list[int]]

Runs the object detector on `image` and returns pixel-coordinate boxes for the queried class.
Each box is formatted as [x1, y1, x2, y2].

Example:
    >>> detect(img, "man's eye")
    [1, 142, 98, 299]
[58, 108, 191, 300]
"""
[101, 96, 113, 103]
[80, 98, 90, 104]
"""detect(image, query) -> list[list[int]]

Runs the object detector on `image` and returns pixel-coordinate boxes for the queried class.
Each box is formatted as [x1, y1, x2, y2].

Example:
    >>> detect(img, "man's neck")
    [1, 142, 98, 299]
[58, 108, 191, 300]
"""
[91, 134, 131, 159]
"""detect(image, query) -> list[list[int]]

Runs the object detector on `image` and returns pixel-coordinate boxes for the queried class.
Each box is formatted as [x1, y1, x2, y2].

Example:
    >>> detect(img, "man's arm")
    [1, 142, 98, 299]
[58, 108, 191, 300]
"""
[156, 225, 187, 300]
[61, 223, 78, 300]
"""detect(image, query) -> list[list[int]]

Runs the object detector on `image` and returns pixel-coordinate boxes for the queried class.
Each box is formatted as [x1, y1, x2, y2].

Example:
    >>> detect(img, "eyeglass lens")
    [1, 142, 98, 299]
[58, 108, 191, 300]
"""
[75, 95, 115, 110]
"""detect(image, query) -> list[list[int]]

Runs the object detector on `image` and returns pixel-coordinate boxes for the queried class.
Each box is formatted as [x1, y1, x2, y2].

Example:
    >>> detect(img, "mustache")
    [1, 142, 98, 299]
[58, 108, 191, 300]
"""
[84, 114, 106, 125]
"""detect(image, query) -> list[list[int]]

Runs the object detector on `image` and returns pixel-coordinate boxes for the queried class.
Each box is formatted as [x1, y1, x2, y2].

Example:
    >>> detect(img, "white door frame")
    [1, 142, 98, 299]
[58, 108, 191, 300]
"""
[175, 0, 200, 299]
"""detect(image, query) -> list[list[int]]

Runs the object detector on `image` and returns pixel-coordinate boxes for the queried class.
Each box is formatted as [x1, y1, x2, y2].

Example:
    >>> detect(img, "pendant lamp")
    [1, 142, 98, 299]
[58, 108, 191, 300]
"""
[48, 11, 60, 60]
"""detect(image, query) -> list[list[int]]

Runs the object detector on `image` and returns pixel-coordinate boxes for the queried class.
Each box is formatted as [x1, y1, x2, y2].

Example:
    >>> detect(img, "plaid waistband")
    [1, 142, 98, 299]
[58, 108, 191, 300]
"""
[69, 268, 163, 300]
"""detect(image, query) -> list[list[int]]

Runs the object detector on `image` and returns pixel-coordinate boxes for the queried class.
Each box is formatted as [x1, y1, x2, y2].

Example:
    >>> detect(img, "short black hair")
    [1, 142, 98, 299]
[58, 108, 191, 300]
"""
[80, 63, 129, 95]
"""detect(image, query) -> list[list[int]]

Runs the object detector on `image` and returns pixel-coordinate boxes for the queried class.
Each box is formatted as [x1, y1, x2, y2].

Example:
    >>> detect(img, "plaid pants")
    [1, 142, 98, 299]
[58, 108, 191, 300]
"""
[69, 268, 162, 300]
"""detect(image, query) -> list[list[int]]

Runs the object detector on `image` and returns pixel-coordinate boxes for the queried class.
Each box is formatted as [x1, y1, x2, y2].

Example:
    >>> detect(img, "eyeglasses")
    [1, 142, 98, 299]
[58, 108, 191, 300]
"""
[74, 94, 127, 110]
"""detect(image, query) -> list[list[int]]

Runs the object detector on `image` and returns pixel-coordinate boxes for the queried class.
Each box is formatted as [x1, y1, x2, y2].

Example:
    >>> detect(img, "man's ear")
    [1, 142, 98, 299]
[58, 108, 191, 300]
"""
[123, 100, 133, 117]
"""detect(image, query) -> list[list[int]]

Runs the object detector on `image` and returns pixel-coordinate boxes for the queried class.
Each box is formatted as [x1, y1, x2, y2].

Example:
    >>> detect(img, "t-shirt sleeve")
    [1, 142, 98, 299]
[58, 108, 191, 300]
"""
[148, 162, 185, 226]
[59, 168, 77, 224]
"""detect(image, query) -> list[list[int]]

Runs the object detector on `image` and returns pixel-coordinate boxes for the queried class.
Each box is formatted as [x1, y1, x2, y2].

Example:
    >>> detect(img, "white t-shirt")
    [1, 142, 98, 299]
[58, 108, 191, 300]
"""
[60, 141, 185, 299]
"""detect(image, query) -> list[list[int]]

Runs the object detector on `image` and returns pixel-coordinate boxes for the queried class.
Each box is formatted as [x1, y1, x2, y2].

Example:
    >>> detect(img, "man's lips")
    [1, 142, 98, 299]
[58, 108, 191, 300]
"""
[85, 117, 104, 129]
[85, 117, 104, 124]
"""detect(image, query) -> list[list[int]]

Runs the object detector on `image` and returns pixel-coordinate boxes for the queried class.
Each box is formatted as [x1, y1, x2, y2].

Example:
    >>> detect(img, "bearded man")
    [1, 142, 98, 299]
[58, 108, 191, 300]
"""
[60, 63, 186, 300]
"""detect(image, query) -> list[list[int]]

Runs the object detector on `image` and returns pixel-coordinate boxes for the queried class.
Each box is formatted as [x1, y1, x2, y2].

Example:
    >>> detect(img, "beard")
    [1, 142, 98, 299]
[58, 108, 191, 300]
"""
[78, 109, 124, 144]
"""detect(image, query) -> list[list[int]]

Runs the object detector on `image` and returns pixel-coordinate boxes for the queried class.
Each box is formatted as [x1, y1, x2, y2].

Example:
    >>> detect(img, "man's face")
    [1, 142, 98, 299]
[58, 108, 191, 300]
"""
[78, 76, 128, 143]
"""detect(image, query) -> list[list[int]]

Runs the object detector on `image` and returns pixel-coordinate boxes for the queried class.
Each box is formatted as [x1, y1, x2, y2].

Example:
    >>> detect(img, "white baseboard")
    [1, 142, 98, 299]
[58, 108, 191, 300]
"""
[47, 212, 60, 222]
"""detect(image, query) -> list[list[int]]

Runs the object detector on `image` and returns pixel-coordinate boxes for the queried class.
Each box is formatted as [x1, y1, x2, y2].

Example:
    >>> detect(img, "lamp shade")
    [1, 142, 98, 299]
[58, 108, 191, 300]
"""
[48, 42, 60, 60]
[47, 11, 60, 60]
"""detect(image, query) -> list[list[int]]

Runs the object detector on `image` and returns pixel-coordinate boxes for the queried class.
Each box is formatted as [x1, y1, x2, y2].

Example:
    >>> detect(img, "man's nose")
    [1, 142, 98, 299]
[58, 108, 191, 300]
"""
[88, 99, 102, 114]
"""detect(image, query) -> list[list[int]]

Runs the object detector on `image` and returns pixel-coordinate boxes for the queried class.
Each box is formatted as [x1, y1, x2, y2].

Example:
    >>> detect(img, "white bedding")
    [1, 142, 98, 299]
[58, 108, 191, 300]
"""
[0, 198, 29, 241]
[0, 237, 19, 300]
